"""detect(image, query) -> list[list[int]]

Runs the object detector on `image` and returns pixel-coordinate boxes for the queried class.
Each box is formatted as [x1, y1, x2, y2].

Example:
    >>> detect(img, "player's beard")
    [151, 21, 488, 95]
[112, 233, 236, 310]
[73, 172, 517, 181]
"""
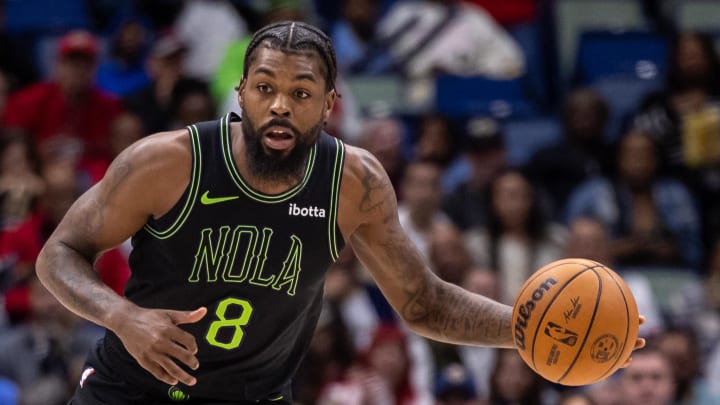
[241, 109, 322, 183]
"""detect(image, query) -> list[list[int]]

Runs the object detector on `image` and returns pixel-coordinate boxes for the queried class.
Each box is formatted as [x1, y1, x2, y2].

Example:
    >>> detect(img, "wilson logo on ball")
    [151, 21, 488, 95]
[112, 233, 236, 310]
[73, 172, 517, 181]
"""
[514, 277, 558, 350]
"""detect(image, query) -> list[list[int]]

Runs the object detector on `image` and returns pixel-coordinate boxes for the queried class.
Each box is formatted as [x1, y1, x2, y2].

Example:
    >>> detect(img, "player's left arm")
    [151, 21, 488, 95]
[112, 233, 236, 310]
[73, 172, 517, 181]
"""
[338, 146, 515, 348]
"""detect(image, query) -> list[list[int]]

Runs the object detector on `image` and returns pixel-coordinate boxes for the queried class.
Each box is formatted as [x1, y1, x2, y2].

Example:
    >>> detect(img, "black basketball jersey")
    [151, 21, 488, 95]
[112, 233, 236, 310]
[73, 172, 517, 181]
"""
[101, 113, 346, 402]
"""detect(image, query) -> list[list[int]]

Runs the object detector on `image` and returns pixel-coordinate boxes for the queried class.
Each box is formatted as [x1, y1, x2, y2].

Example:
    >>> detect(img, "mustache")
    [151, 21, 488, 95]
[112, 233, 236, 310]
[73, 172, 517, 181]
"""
[259, 119, 301, 137]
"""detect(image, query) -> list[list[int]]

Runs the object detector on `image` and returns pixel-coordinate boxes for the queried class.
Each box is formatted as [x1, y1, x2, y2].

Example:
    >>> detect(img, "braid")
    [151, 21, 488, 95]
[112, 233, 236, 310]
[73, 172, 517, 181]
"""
[243, 21, 338, 92]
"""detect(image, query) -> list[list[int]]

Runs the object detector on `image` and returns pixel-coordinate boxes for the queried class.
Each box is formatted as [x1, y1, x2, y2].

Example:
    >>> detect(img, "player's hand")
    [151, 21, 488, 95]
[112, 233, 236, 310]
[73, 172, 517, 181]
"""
[620, 315, 646, 368]
[113, 305, 207, 386]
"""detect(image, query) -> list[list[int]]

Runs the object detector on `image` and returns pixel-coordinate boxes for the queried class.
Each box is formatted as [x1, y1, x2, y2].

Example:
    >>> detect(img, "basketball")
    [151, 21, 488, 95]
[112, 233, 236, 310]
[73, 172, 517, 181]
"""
[511, 258, 639, 386]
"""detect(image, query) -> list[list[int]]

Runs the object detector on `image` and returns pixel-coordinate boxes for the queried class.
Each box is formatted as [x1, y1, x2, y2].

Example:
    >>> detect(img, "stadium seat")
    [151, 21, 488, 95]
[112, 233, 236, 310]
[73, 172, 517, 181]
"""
[434, 75, 539, 120]
[5, 0, 91, 34]
[501, 116, 562, 166]
[555, 0, 648, 86]
[575, 30, 668, 85]
[591, 76, 663, 140]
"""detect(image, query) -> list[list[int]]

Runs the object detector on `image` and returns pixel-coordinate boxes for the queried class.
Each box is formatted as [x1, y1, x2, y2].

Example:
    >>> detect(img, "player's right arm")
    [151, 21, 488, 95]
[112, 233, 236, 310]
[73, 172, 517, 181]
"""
[35, 131, 206, 386]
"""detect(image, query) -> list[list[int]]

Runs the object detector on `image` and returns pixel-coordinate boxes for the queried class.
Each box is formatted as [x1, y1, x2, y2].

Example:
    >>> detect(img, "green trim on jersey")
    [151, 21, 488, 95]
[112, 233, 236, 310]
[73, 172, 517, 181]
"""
[144, 125, 202, 238]
[328, 138, 345, 261]
[221, 113, 317, 203]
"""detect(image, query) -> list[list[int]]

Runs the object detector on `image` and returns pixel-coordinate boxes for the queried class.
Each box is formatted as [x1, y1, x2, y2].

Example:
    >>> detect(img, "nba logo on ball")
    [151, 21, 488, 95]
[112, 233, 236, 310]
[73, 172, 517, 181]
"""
[512, 258, 639, 386]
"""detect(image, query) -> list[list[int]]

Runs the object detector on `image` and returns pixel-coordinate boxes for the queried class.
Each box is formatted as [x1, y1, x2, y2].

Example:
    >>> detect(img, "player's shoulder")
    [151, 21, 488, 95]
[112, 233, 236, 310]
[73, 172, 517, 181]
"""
[341, 144, 386, 180]
[102, 128, 192, 188]
[120, 129, 192, 167]
[339, 144, 397, 209]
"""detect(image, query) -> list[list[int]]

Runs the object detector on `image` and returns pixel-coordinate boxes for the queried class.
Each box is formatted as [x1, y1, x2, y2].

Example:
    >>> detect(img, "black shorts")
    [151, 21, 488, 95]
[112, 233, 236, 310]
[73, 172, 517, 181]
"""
[69, 341, 293, 405]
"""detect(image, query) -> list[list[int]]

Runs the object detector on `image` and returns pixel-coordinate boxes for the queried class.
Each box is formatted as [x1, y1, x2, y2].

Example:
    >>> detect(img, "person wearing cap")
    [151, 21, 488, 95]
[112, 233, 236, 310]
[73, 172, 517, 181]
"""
[443, 116, 507, 231]
[3, 29, 124, 170]
[123, 32, 194, 134]
[434, 363, 483, 405]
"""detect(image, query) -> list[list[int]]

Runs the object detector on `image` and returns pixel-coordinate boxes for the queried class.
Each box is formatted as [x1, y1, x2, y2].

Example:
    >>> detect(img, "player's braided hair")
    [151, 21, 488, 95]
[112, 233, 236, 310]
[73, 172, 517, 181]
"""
[243, 21, 338, 92]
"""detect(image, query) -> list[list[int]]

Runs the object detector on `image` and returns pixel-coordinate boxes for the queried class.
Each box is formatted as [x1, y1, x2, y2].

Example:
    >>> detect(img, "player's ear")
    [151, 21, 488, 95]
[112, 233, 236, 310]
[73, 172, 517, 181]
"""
[323, 89, 336, 123]
[237, 77, 247, 108]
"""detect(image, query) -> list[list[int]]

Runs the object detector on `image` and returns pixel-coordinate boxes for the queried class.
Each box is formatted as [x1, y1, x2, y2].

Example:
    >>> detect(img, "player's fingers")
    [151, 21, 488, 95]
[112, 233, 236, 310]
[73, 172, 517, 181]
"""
[639, 315, 646, 325]
[164, 341, 200, 371]
[634, 337, 646, 350]
[620, 357, 632, 368]
[157, 355, 197, 386]
[167, 307, 207, 325]
[138, 358, 178, 386]
[168, 328, 199, 355]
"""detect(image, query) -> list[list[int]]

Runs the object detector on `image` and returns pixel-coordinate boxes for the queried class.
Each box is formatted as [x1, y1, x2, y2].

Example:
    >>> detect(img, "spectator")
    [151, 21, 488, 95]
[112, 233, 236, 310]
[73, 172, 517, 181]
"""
[443, 117, 507, 231]
[2, 163, 129, 323]
[318, 323, 433, 405]
[294, 302, 356, 405]
[323, 247, 383, 352]
[0, 131, 44, 227]
[375, 0, 525, 78]
[585, 376, 623, 405]
[565, 130, 702, 269]
[3, 30, 124, 168]
[356, 116, 407, 194]
[124, 33, 190, 133]
[96, 17, 153, 96]
[0, 274, 104, 405]
[488, 349, 551, 405]
[323, 246, 436, 402]
[564, 217, 664, 338]
[174, 0, 248, 81]
[632, 31, 720, 254]
[557, 391, 596, 405]
[419, 221, 476, 398]
[633, 31, 720, 176]
[655, 328, 720, 405]
[78, 111, 146, 198]
[411, 113, 464, 194]
[429, 221, 473, 286]
[330, 0, 393, 74]
[619, 347, 676, 405]
[526, 87, 612, 220]
[398, 160, 452, 259]
[168, 78, 216, 130]
[434, 363, 484, 405]
[466, 168, 567, 305]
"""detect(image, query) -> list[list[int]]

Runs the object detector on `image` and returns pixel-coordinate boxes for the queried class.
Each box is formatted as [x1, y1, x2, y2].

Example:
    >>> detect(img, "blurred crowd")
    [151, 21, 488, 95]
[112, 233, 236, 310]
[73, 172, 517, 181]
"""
[1, 0, 720, 404]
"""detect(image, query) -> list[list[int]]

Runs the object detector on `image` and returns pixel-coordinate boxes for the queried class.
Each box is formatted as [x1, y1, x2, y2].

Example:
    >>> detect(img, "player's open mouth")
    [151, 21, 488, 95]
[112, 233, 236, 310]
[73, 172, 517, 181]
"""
[264, 128, 295, 150]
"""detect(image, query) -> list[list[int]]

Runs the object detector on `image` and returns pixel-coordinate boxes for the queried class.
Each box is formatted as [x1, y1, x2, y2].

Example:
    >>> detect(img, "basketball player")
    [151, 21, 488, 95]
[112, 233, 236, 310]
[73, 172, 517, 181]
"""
[36, 21, 644, 404]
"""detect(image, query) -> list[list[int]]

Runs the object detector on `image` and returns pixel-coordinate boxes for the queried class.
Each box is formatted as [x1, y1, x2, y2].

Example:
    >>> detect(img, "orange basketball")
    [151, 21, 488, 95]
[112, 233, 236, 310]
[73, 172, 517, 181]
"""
[511, 258, 639, 386]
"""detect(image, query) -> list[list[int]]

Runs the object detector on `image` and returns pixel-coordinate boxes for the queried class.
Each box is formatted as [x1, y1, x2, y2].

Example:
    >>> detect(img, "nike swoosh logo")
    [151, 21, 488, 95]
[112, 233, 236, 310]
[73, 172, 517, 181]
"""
[200, 191, 239, 205]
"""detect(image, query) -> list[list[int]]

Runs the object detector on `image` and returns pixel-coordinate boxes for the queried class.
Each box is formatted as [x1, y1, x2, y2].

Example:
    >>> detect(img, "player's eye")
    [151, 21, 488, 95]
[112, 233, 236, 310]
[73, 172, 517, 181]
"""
[295, 90, 310, 99]
[257, 84, 271, 93]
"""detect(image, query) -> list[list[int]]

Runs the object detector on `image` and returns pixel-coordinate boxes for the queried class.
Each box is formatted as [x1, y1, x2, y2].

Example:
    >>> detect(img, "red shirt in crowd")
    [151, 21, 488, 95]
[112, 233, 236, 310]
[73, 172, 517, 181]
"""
[3, 81, 124, 163]
[1, 211, 130, 322]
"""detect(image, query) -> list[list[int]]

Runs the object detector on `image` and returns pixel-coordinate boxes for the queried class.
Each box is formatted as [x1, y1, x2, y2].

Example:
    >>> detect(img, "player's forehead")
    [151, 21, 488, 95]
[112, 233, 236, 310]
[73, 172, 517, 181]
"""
[247, 46, 326, 86]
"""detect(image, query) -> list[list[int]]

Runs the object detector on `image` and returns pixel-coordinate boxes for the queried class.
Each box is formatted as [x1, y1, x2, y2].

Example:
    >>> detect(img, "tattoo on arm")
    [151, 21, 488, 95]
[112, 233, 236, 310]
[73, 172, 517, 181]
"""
[358, 156, 392, 214]
[356, 156, 512, 346]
